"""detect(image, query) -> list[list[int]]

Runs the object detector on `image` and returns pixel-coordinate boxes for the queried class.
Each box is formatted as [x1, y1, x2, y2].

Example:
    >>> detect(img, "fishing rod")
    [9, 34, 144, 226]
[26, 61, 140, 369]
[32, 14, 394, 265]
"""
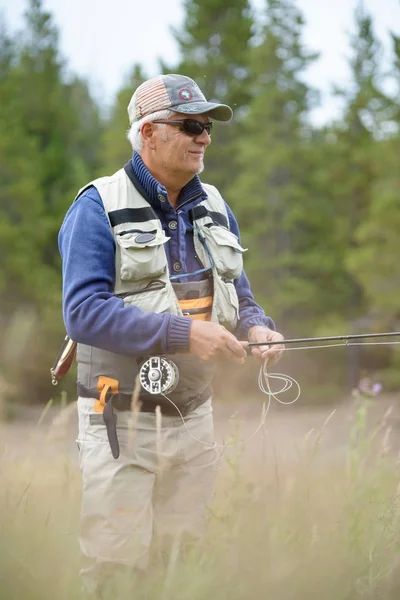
[247, 331, 400, 347]
[51, 331, 400, 386]
[50, 330, 400, 458]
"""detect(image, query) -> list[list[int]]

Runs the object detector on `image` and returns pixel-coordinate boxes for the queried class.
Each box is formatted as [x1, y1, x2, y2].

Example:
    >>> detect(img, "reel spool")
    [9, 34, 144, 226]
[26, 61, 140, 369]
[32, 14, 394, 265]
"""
[139, 357, 179, 395]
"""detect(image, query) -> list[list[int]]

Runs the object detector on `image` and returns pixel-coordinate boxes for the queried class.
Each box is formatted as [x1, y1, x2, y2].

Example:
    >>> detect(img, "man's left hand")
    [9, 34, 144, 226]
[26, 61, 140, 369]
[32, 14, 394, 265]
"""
[247, 325, 285, 366]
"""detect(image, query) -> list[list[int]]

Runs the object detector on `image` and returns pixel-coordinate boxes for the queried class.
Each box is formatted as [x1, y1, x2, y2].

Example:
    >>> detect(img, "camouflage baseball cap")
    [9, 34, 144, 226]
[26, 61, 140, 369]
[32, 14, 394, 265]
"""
[128, 74, 233, 124]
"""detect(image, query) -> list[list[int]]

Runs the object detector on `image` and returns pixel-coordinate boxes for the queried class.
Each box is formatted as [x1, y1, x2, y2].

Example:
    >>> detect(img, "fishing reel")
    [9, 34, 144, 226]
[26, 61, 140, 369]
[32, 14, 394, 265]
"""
[139, 356, 179, 395]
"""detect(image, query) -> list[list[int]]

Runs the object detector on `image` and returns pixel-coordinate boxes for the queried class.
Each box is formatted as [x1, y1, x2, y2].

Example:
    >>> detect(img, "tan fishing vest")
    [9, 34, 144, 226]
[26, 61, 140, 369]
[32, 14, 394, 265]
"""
[75, 167, 247, 402]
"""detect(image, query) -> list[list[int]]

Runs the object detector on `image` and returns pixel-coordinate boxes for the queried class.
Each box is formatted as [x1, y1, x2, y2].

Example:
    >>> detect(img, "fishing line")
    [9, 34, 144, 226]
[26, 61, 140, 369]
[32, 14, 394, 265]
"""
[158, 338, 400, 453]
[160, 361, 301, 452]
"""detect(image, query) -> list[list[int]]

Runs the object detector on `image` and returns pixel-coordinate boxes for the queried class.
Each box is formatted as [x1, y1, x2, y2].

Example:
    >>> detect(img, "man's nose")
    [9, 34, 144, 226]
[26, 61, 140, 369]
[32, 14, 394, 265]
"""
[195, 128, 211, 145]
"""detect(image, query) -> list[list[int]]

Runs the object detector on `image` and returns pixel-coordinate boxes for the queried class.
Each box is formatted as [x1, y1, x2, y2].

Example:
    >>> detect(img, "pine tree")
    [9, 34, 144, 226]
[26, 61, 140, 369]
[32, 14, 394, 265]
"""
[68, 75, 103, 178]
[0, 17, 45, 313]
[0, 0, 102, 305]
[169, 0, 255, 190]
[227, 0, 320, 330]
[323, 4, 388, 328]
[0, 1, 103, 402]
[346, 30, 400, 327]
[99, 64, 146, 173]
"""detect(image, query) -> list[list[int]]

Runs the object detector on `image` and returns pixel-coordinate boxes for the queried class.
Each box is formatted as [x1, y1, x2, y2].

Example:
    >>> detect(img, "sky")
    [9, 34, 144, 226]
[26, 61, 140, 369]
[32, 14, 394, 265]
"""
[1, 0, 400, 124]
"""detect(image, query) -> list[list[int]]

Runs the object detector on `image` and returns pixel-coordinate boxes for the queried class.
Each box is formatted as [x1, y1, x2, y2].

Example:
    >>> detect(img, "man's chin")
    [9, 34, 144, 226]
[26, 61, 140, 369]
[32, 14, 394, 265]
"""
[194, 159, 205, 174]
[184, 157, 205, 175]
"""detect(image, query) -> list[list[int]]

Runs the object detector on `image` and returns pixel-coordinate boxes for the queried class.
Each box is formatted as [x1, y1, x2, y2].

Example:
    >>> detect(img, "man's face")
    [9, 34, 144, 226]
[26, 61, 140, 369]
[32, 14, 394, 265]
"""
[151, 113, 212, 177]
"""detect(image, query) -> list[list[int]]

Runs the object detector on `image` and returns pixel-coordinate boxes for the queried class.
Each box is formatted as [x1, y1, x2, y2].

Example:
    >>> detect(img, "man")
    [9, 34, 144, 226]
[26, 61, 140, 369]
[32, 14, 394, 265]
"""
[59, 73, 284, 595]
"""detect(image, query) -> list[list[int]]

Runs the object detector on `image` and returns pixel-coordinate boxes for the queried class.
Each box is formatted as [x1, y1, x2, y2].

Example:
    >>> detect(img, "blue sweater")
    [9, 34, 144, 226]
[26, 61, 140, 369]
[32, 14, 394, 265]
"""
[58, 152, 274, 356]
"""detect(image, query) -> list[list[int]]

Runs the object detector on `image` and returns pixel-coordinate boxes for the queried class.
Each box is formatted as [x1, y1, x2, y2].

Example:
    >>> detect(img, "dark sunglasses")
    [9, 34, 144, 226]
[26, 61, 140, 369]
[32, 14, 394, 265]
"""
[152, 118, 213, 137]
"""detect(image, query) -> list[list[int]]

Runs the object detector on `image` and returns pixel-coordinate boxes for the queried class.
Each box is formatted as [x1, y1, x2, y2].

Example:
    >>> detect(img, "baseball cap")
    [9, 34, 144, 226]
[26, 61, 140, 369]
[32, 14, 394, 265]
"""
[128, 74, 233, 124]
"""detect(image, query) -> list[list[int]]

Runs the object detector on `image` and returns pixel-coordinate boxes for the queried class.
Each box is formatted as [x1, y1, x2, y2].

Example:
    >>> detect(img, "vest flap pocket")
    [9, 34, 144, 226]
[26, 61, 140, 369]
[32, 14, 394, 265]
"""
[123, 284, 178, 315]
[117, 229, 170, 249]
[202, 226, 247, 279]
[116, 230, 170, 282]
[206, 226, 246, 252]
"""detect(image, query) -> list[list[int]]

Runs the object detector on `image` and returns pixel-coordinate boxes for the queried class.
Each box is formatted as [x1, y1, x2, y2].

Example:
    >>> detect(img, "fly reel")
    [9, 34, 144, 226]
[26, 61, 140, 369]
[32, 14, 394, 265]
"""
[139, 357, 179, 395]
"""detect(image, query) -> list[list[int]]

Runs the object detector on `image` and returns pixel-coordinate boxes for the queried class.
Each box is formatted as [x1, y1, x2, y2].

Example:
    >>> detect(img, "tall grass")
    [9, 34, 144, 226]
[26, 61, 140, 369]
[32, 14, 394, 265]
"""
[2, 398, 400, 600]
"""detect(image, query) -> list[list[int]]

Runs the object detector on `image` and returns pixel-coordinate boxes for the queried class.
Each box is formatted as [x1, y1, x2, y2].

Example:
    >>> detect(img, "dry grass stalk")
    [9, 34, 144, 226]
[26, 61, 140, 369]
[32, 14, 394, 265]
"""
[47, 400, 77, 443]
[381, 426, 392, 455]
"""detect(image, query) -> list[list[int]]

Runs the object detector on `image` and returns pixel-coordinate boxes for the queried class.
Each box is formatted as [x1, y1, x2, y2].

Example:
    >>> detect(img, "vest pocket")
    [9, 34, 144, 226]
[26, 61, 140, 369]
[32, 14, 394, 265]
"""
[201, 226, 246, 279]
[123, 283, 181, 315]
[116, 230, 169, 282]
[213, 277, 239, 331]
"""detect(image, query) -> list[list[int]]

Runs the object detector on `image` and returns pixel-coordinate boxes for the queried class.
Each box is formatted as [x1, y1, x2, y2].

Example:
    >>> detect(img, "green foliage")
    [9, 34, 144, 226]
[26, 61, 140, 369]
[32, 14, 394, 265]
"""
[0, 0, 101, 403]
[346, 141, 400, 320]
[98, 64, 146, 174]
[168, 0, 255, 190]
[345, 28, 400, 327]
[227, 0, 322, 328]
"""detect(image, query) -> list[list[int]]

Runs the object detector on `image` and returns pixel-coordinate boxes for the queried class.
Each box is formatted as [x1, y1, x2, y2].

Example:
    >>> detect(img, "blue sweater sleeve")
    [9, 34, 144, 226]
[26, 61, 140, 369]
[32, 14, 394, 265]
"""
[58, 187, 191, 355]
[225, 203, 276, 339]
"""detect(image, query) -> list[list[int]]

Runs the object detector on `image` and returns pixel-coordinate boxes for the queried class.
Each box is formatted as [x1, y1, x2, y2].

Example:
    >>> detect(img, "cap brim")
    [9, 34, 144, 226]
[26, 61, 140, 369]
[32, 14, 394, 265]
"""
[171, 101, 233, 122]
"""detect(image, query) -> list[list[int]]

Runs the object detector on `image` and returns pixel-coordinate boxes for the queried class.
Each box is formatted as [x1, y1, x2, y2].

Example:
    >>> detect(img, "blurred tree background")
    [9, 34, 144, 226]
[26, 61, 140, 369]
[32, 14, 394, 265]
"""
[0, 0, 399, 407]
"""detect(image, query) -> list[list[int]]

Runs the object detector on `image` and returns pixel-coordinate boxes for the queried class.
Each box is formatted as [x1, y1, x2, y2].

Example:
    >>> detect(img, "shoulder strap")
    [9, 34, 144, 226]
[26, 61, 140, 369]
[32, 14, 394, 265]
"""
[191, 183, 230, 230]
[190, 204, 229, 229]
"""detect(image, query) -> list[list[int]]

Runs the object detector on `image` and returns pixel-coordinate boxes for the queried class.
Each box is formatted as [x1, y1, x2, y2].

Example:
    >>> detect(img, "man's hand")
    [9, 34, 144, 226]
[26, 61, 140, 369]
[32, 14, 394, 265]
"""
[189, 320, 247, 365]
[247, 325, 285, 366]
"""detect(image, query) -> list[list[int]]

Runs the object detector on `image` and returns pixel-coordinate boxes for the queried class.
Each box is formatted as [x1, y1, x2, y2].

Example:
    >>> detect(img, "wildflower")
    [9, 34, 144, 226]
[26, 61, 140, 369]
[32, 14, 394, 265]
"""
[352, 375, 382, 398]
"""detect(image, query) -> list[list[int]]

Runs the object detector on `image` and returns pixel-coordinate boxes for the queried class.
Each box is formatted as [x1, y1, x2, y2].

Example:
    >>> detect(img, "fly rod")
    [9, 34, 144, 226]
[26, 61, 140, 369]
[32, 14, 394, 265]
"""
[247, 331, 400, 347]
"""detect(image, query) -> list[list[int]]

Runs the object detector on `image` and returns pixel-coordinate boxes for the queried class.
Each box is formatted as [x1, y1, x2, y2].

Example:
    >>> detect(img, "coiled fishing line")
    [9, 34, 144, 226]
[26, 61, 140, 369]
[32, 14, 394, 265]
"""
[155, 336, 400, 452]
[254, 360, 301, 434]
[160, 359, 301, 452]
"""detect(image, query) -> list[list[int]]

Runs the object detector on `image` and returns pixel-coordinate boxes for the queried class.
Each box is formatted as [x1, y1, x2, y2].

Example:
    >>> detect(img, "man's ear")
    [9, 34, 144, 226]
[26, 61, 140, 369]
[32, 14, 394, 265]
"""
[141, 122, 156, 147]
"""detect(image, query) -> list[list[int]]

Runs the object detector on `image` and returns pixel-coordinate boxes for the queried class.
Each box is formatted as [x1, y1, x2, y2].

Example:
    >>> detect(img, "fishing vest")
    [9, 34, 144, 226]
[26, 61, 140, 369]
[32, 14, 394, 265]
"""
[75, 165, 247, 411]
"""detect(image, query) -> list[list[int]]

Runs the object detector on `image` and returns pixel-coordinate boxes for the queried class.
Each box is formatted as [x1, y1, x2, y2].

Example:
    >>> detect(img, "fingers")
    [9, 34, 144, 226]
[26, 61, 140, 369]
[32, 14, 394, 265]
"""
[258, 343, 285, 366]
[225, 336, 247, 364]
[249, 330, 285, 366]
[251, 345, 268, 364]
[189, 321, 247, 364]
[209, 330, 246, 364]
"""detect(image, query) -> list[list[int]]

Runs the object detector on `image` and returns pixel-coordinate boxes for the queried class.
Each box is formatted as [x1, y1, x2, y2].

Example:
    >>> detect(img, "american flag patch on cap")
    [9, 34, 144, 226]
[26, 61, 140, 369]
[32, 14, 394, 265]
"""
[131, 77, 171, 122]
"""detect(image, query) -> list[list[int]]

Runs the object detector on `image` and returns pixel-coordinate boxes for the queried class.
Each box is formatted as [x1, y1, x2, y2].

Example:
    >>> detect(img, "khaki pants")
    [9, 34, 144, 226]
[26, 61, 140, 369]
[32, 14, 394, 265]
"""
[76, 397, 217, 594]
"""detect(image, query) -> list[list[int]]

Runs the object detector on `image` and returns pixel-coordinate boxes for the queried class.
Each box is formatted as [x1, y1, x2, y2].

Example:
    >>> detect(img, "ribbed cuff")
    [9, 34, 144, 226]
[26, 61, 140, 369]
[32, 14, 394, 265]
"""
[166, 315, 192, 353]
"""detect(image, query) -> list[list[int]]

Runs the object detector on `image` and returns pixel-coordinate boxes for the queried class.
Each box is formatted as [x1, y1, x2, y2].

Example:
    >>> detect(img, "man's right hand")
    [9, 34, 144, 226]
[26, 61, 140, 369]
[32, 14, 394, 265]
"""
[189, 320, 247, 364]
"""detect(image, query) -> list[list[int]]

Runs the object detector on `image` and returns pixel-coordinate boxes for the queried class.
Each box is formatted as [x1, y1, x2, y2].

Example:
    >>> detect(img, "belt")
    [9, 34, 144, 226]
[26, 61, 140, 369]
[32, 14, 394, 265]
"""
[77, 382, 211, 459]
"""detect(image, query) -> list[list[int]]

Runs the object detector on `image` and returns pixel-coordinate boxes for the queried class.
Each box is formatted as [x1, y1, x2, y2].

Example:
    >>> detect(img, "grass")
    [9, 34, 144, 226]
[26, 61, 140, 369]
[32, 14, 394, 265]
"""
[2, 397, 400, 600]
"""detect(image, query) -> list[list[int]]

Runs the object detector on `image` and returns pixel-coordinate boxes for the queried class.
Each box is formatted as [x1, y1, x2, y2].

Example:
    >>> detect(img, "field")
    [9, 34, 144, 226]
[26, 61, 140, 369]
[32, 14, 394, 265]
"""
[2, 392, 400, 600]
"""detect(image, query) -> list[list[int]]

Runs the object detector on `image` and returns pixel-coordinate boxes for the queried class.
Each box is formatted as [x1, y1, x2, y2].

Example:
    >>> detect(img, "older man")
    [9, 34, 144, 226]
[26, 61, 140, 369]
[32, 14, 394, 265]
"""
[59, 74, 284, 595]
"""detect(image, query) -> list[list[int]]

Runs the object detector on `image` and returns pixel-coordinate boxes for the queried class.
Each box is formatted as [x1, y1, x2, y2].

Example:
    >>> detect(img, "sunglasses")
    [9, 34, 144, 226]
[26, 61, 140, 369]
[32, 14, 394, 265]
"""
[152, 119, 213, 137]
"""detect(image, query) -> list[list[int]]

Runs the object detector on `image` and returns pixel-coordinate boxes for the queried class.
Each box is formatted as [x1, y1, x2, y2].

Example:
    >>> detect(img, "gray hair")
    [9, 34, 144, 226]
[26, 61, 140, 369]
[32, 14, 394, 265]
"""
[126, 109, 175, 152]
